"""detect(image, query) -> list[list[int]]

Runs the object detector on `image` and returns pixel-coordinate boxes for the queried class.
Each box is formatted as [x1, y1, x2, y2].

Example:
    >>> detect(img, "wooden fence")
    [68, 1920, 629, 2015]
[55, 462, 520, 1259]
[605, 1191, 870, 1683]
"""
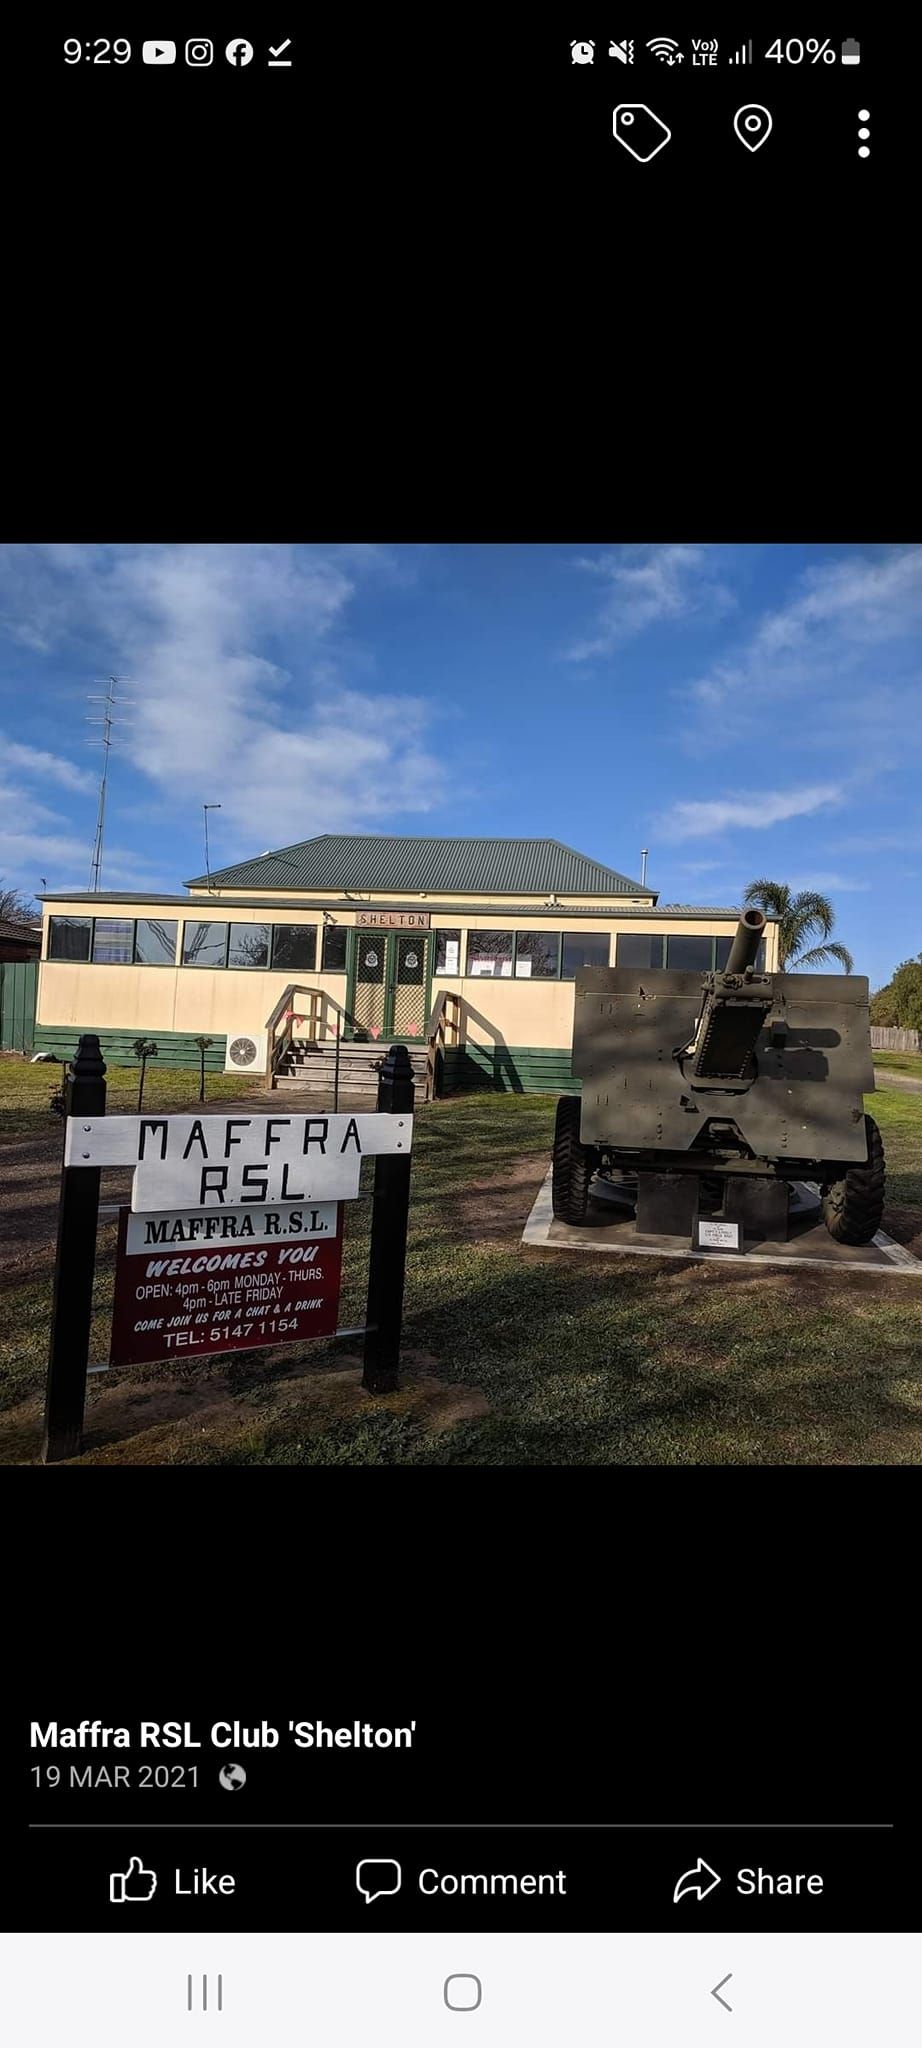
[870, 1025, 921, 1053]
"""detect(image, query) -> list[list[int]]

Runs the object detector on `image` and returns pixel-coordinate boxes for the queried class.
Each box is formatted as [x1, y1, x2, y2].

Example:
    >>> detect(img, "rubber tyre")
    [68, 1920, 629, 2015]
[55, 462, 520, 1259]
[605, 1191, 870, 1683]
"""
[821, 1114, 885, 1244]
[551, 1095, 598, 1224]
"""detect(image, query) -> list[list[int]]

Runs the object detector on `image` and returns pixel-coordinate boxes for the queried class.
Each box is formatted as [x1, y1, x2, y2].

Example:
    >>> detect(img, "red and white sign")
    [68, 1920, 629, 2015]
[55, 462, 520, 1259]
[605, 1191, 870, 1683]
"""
[109, 1206, 343, 1368]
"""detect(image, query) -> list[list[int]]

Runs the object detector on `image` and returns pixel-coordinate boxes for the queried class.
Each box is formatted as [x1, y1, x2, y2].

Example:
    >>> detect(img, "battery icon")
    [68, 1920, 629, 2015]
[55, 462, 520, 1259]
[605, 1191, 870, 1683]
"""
[841, 38, 861, 64]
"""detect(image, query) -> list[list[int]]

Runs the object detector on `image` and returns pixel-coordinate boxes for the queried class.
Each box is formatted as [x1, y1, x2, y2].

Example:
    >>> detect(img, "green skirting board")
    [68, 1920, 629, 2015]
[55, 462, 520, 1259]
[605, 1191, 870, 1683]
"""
[32, 1026, 229, 1070]
[441, 1045, 581, 1094]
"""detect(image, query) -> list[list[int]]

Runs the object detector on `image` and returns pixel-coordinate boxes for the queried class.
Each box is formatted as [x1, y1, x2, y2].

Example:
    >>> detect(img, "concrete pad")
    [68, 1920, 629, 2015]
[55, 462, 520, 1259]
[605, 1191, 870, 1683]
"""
[522, 1169, 922, 1276]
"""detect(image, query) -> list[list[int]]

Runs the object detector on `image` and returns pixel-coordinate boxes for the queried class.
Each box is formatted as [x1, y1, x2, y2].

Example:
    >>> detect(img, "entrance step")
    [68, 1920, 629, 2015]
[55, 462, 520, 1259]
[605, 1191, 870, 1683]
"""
[272, 1040, 431, 1098]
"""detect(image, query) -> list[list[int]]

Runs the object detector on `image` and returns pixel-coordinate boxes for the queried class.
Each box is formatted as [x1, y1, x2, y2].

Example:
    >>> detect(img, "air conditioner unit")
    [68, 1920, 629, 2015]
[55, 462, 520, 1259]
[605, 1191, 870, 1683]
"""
[224, 1030, 268, 1075]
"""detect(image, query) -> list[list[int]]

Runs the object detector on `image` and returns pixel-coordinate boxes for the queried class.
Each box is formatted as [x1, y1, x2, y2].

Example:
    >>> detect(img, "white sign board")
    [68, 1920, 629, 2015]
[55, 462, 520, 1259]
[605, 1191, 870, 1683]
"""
[697, 1217, 742, 1252]
[132, 1149, 360, 1213]
[124, 1202, 339, 1255]
[64, 1110, 412, 1215]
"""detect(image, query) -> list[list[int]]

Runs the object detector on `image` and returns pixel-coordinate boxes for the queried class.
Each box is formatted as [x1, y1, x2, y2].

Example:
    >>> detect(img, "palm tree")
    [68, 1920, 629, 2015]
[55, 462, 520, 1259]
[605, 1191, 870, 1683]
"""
[742, 881, 854, 972]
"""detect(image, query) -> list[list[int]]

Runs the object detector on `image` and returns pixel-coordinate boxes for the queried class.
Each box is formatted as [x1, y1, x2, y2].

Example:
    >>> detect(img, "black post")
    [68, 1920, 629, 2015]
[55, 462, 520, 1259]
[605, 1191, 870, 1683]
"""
[42, 1034, 107, 1464]
[363, 1044, 414, 1394]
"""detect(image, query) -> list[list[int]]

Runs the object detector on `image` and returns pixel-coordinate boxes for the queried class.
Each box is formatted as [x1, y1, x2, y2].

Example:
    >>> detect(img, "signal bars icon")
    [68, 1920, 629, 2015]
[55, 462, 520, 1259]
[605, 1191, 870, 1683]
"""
[729, 39, 753, 64]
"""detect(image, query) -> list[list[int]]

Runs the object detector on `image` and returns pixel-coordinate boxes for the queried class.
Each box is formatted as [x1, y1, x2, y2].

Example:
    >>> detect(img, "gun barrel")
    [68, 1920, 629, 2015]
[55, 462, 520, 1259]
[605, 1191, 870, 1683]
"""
[725, 908, 766, 974]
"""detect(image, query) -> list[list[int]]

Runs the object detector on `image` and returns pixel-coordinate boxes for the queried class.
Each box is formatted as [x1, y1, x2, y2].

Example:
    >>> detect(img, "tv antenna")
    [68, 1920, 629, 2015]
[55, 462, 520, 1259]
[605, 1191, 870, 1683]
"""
[203, 803, 222, 889]
[86, 676, 133, 891]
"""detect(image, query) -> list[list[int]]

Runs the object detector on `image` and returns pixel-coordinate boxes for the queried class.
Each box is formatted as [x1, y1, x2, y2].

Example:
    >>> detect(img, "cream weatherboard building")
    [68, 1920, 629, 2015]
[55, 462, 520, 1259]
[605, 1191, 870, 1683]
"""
[35, 836, 777, 1093]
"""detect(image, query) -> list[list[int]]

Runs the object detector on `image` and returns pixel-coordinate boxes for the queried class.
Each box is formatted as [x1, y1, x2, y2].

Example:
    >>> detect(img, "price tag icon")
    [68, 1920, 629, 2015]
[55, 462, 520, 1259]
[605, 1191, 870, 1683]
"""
[613, 104, 672, 161]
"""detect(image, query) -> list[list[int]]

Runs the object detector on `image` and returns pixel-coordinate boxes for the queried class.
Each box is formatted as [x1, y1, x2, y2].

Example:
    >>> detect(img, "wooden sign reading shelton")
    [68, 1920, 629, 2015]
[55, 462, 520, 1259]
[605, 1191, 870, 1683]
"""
[64, 1111, 413, 1213]
[356, 910, 430, 929]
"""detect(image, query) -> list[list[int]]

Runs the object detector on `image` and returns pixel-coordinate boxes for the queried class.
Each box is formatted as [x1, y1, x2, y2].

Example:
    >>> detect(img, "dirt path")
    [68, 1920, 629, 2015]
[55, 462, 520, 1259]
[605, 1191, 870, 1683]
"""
[874, 1068, 922, 1094]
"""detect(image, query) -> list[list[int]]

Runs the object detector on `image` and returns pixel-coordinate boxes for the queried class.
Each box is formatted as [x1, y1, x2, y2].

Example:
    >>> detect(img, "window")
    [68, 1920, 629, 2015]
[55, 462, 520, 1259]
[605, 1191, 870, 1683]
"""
[47, 916, 92, 961]
[228, 922, 270, 969]
[91, 917, 135, 964]
[666, 934, 714, 971]
[134, 918, 178, 965]
[615, 933, 665, 968]
[322, 923, 347, 972]
[182, 920, 229, 967]
[561, 932, 610, 976]
[715, 935, 767, 970]
[435, 928, 461, 974]
[467, 930, 513, 978]
[515, 931, 560, 978]
[272, 924, 317, 972]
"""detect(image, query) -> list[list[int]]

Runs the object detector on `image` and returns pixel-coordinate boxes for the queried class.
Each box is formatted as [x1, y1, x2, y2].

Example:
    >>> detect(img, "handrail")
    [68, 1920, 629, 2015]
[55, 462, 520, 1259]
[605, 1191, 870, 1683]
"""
[425, 988, 463, 1100]
[264, 982, 369, 1104]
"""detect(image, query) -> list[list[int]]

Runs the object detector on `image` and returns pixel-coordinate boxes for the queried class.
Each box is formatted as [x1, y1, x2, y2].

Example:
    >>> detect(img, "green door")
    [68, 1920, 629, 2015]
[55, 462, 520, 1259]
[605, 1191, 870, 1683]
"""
[351, 931, 388, 1038]
[389, 932, 430, 1040]
[0, 960, 38, 1052]
[348, 933, 431, 1041]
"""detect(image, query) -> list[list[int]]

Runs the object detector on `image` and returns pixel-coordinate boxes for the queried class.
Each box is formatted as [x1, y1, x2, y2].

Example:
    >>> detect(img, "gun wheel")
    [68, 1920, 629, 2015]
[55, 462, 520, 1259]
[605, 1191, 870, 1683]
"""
[821, 1114, 885, 1244]
[551, 1095, 599, 1224]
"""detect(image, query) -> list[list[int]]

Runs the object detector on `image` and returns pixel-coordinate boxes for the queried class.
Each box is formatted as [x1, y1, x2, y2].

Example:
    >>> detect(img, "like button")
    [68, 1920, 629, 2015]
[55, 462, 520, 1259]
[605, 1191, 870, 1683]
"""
[109, 1855, 158, 1903]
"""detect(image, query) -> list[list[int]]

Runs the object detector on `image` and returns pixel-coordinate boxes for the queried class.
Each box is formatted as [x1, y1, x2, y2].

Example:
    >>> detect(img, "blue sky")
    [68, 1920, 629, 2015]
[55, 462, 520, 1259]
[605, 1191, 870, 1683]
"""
[0, 542, 918, 988]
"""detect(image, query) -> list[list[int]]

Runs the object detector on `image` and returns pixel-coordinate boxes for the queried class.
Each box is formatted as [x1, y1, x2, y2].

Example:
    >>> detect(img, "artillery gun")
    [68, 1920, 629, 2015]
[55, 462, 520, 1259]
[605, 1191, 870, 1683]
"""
[552, 909, 884, 1244]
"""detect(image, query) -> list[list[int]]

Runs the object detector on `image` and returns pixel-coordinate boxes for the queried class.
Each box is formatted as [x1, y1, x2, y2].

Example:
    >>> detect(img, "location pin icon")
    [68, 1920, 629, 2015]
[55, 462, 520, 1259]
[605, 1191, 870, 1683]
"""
[734, 104, 772, 151]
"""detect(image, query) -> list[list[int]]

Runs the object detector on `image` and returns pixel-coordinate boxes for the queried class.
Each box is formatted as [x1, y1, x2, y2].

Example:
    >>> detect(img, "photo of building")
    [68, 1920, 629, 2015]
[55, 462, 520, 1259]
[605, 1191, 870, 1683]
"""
[34, 834, 775, 1093]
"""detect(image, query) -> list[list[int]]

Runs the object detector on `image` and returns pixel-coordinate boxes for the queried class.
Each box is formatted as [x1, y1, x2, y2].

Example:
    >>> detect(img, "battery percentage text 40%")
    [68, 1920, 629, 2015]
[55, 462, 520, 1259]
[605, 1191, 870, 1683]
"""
[766, 38, 837, 63]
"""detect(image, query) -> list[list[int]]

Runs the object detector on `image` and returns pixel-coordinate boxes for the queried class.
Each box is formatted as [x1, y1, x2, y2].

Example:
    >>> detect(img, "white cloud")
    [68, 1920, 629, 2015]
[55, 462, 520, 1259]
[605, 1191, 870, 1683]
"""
[656, 783, 844, 841]
[2, 737, 95, 794]
[786, 871, 871, 894]
[565, 544, 736, 659]
[0, 545, 445, 856]
[0, 824, 157, 892]
[684, 547, 922, 733]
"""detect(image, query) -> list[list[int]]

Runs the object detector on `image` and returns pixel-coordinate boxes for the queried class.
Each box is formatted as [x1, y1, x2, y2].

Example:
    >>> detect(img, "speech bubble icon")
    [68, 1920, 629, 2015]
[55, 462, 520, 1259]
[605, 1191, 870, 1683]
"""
[356, 1857, 402, 1904]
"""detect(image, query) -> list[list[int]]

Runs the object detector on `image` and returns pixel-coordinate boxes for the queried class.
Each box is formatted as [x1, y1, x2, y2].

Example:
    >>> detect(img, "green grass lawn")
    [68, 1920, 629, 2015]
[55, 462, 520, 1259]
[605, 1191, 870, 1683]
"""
[1, 1080, 921, 1466]
[0, 1058, 262, 1138]
[872, 1050, 922, 1077]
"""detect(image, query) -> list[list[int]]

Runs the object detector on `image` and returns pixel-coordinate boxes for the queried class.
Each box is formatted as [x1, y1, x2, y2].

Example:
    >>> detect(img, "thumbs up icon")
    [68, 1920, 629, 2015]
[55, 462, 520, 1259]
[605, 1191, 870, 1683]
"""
[109, 1855, 158, 1903]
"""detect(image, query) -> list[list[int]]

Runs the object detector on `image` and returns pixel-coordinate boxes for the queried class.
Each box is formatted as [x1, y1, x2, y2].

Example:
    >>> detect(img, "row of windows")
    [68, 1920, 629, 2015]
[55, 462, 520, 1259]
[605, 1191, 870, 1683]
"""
[439, 929, 612, 979]
[46, 917, 760, 978]
[47, 917, 348, 972]
[615, 933, 767, 971]
[436, 931, 763, 976]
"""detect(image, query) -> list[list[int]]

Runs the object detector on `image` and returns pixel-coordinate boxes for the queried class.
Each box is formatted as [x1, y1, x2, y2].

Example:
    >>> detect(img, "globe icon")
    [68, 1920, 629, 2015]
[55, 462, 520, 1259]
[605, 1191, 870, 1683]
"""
[219, 1761, 247, 1790]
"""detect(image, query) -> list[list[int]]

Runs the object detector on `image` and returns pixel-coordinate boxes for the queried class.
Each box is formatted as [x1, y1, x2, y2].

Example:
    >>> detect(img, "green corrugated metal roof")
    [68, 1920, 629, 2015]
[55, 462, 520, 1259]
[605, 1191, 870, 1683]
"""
[185, 835, 652, 897]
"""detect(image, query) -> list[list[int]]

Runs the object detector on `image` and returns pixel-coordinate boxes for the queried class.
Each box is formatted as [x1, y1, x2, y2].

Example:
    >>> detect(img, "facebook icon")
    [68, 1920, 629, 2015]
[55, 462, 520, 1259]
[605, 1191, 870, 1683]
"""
[224, 39, 254, 66]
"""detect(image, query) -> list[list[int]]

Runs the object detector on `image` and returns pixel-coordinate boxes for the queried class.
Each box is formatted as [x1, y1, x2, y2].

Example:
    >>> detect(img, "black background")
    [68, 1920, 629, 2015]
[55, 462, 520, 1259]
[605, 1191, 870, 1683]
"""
[1, 7, 917, 1941]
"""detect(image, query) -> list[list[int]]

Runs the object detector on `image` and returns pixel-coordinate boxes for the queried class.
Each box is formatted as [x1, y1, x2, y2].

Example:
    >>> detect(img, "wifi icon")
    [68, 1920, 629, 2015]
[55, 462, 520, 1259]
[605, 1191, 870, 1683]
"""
[647, 36, 683, 64]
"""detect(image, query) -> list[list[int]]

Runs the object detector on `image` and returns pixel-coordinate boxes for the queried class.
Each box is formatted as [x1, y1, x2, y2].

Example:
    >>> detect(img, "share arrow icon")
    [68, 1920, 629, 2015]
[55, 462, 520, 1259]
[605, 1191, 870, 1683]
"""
[673, 1856, 722, 1903]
